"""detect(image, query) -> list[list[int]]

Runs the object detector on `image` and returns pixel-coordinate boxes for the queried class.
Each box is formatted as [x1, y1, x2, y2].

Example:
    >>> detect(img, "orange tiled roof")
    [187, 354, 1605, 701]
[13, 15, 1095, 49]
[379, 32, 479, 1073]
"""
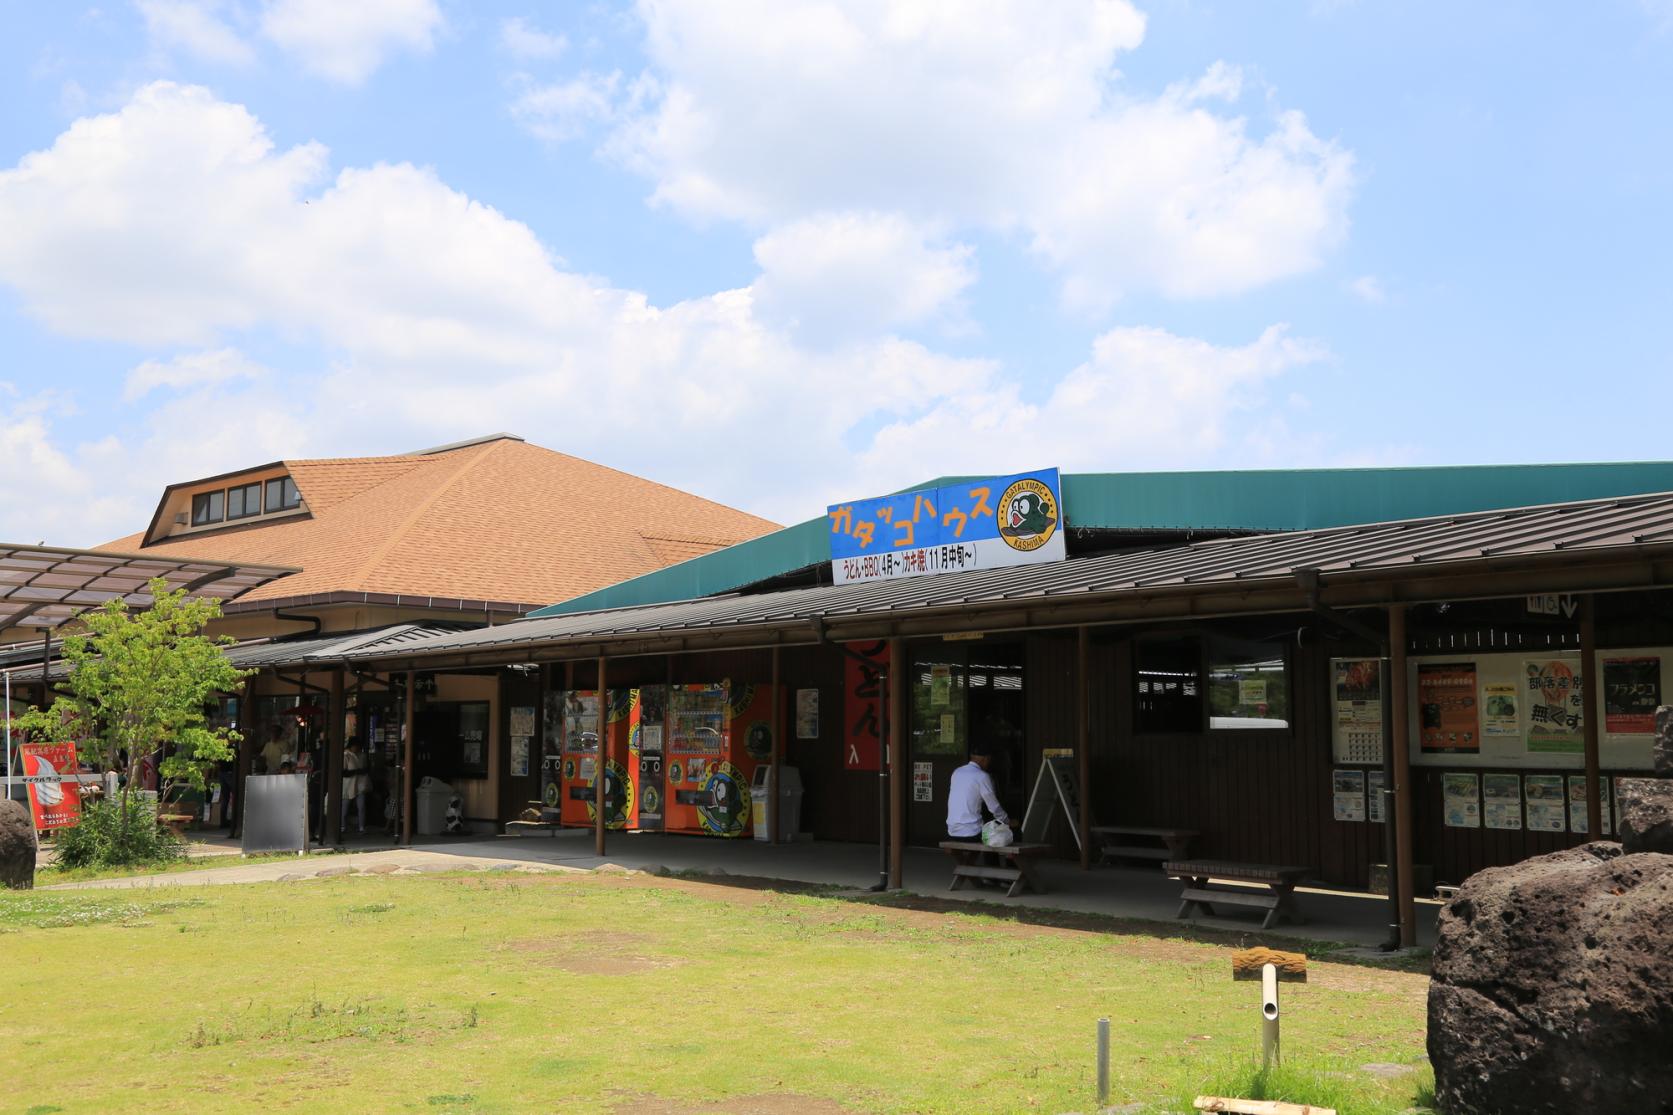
[100, 438, 778, 608]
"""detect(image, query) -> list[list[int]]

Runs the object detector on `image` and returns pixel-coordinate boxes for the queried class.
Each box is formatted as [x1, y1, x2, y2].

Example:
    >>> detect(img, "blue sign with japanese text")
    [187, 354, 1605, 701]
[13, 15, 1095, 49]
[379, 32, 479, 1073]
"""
[827, 468, 1067, 585]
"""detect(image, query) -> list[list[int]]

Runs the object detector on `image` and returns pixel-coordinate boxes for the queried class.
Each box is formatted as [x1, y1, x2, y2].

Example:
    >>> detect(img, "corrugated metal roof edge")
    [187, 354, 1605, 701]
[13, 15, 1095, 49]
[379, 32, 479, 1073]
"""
[349, 487, 1673, 667]
[533, 460, 1673, 618]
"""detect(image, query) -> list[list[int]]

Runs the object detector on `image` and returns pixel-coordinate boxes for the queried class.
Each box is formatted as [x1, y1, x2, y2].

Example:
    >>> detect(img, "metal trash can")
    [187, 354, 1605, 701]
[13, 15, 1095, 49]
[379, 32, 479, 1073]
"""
[750, 765, 805, 842]
[415, 776, 455, 835]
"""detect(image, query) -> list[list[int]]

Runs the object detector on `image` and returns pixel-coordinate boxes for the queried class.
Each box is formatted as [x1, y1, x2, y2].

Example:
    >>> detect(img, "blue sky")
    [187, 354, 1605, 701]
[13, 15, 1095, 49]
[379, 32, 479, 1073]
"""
[2, 0, 1671, 546]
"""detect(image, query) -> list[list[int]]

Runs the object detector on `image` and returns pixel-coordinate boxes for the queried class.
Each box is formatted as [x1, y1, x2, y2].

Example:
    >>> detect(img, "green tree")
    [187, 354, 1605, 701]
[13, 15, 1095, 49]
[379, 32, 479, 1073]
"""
[8, 577, 251, 810]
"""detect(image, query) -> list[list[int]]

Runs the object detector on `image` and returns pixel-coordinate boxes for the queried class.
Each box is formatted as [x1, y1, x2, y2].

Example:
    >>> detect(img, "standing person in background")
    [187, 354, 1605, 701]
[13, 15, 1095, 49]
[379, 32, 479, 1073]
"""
[341, 737, 369, 835]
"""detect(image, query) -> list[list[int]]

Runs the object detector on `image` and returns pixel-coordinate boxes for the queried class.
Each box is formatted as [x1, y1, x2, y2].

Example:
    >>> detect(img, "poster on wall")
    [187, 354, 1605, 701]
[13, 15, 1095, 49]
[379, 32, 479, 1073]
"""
[1483, 772, 1523, 830]
[1524, 658, 1584, 753]
[1419, 663, 1480, 753]
[1603, 656, 1661, 734]
[1334, 658, 1382, 725]
[1524, 774, 1566, 832]
[1443, 772, 1481, 827]
[913, 761, 933, 802]
[509, 735, 530, 777]
[1332, 769, 1366, 822]
[1366, 769, 1386, 823]
[509, 706, 536, 738]
[1567, 775, 1614, 835]
[795, 689, 819, 740]
[1482, 684, 1519, 737]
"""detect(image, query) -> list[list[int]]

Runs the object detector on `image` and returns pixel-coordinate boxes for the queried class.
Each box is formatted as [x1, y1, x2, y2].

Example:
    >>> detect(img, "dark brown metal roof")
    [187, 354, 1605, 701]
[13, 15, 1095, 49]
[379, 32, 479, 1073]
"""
[0, 544, 298, 639]
[339, 489, 1673, 665]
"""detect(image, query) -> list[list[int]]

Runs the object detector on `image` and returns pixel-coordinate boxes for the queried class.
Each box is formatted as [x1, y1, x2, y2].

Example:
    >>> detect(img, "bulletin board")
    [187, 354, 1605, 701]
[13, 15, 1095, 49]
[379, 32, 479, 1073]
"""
[1406, 647, 1663, 770]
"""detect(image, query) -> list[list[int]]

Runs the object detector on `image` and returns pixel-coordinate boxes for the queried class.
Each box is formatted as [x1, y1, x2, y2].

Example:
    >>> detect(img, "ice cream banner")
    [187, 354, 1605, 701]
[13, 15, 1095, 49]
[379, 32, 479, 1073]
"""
[20, 740, 82, 830]
[828, 468, 1065, 585]
[1524, 658, 1583, 753]
[1418, 663, 1480, 753]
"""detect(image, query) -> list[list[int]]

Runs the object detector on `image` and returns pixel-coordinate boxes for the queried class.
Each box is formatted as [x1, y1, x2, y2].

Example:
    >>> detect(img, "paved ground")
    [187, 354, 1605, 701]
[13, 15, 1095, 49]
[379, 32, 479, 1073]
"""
[40, 827, 1441, 950]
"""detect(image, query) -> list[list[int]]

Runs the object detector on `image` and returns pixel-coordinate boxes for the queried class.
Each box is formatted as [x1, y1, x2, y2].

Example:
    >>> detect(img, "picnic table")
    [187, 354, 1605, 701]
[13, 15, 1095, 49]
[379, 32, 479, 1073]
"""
[1091, 824, 1197, 864]
[939, 840, 1052, 898]
[1163, 860, 1316, 930]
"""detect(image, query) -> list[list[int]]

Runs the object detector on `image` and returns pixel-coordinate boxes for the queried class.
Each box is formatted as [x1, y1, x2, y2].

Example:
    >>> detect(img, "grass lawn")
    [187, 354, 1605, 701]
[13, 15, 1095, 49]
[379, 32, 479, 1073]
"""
[0, 872, 1434, 1114]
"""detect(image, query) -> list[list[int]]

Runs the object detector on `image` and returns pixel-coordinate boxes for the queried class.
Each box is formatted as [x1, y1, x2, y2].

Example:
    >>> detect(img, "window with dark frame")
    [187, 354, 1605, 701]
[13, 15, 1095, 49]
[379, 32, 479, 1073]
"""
[264, 476, 301, 513]
[190, 489, 224, 526]
[1207, 635, 1292, 730]
[226, 481, 262, 520]
[1134, 636, 1204, 733]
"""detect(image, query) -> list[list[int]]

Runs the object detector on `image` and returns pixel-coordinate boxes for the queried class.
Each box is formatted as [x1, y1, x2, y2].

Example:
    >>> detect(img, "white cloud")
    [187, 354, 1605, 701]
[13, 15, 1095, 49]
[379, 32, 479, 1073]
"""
[124, 347, 264, 401]
[859, 325, 1328, 485]
[137, 0, 255, 66]
[0, 84, 1332, 542]
[582, 0, 1351, 310]
[500, 16, 567, 61]
[510, 72, 623, 143]
[260, 0, 442, 84]
[1349, 274, 1385, 303]
[750, 212, 975, 342]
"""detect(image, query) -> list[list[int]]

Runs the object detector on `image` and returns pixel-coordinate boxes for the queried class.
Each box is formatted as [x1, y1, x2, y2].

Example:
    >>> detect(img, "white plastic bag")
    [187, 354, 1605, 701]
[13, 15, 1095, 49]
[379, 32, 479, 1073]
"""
[981, 820, 1013, 847]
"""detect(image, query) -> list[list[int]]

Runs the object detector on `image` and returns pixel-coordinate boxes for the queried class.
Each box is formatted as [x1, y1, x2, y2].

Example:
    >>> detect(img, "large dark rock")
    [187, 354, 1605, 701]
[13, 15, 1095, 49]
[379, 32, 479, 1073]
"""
[0, 799, 35, 889]
[1619, 778, 1673, 855]
[1428, 843, 1673, 1113]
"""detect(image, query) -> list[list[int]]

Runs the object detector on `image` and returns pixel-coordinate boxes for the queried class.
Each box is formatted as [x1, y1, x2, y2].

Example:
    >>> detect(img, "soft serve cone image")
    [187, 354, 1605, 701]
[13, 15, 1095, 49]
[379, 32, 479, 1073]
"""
[33, 754, 64, 806]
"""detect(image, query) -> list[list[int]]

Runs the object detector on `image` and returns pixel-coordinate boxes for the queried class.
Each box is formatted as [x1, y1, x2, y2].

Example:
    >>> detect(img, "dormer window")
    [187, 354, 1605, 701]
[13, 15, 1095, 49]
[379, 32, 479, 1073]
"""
[265, 476, 301, 513]
[191, 490, 224, 526]
[227, 482, 262, 520]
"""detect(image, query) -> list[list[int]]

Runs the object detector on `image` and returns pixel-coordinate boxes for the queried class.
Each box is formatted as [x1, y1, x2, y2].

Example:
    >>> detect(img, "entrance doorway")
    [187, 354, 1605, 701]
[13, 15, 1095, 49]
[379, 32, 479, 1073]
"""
[905, 642, 1025, 846]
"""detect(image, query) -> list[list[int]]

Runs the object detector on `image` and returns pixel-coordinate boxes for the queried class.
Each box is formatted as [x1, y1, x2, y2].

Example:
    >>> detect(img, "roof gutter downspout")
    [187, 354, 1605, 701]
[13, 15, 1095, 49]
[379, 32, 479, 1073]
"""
[1297, 568, 1403, 953]
[813, 618, 892, 893]
[272, 609, 322, 637]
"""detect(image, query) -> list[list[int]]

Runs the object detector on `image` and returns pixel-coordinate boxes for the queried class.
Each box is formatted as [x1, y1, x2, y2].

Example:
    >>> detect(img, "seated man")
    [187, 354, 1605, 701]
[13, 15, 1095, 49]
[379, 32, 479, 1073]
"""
[946, 745, 1013, 845]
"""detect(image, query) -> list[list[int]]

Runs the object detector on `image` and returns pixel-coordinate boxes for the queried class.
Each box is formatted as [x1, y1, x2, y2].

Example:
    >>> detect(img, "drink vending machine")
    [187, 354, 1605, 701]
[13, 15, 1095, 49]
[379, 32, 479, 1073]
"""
[663, 681, 783, 837]
[553, 689, 638, 830]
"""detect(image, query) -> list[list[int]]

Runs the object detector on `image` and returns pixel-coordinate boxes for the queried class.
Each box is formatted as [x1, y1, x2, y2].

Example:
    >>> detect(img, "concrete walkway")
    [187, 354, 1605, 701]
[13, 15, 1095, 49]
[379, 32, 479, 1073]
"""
[41, 828, 1440, 950]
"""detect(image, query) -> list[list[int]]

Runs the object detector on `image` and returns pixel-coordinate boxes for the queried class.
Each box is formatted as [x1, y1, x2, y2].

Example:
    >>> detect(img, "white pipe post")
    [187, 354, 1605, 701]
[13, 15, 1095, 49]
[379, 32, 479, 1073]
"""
[1261, 962, 1281, 1070]
[1096, 1017, 1110, 1106]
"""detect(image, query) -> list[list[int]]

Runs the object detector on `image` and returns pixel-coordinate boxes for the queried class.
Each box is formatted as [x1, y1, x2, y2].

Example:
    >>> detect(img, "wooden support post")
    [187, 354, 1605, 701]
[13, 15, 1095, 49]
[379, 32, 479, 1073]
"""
[1580, 595, 1603, 836]
[325, 666, 345, 847]
[402, 669, 416, 845]
[1389, 605, 1416, 947]
[595, 654, 608, 857]
[1077, 626, 1091, 870]
[770, 645, 782, 845]
[888, 637, 906, 889]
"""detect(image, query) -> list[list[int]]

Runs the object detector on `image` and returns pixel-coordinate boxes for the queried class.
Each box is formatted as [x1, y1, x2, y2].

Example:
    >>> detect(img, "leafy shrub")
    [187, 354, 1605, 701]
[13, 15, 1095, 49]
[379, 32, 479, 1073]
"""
[52, 797, 183, 869]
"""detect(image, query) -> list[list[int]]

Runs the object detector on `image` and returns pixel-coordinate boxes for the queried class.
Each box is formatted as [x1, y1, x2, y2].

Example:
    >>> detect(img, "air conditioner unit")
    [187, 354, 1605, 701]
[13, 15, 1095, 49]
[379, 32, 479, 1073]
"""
[174, 513, 188, 525]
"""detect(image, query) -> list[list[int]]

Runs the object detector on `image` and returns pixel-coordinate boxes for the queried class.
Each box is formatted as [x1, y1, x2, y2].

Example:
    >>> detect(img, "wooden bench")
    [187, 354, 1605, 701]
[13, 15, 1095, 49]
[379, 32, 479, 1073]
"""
[1163, 860, 1316, 930]
[1092, 824, 1198, 865]
[940, 840, 1053, 898]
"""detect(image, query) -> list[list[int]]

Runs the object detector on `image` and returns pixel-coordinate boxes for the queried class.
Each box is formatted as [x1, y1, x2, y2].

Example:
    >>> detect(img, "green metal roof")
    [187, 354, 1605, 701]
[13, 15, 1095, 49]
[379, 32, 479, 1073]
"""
[533, 461, 1673, 617]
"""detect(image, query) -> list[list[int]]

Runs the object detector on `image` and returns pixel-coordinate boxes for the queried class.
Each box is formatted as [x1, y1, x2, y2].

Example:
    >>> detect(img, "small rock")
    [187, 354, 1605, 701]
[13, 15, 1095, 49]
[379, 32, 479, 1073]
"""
[275, 873, 306, 882]
[0, 800, 36, 890]
[315, 865, 355, 877]
[363, 863, 401, 875]
[1617, 778, 1673, 855]
[486, 863, 517, 872]
[641, 863, 670, 877]
[594, 863, 632, 876]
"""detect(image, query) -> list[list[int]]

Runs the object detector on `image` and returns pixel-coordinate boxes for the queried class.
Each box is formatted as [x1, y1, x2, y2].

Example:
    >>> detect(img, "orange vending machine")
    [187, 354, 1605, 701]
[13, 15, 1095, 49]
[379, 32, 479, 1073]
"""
[663, 681, 783, 837]
[557, 689, 637, 830]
